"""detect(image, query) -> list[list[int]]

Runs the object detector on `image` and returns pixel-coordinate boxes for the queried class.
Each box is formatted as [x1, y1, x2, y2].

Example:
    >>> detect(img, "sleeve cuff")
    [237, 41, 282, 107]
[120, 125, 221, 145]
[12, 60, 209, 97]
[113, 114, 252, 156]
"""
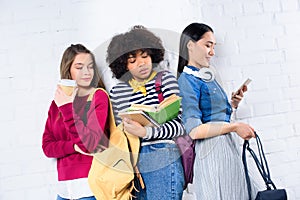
[184, 117, 202, 134]
[63, 141, 76, 155]
[143, 126, 154, 139]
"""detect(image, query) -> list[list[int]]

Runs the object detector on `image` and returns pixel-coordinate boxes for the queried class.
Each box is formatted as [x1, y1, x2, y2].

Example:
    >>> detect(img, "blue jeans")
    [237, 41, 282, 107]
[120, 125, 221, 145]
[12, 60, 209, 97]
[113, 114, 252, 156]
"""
[134, 142, 184, 200]
[56, 195, 96, 200]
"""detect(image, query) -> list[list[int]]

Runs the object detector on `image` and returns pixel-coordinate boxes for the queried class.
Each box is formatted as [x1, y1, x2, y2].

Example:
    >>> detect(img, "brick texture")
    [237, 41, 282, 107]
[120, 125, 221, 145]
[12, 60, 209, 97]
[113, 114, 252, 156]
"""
[1, 0, 299, 199]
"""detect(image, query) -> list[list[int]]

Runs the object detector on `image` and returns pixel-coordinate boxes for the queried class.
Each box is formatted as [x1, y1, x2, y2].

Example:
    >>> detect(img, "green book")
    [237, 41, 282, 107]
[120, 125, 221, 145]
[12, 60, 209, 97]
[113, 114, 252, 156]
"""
[118, 94, 181, 127]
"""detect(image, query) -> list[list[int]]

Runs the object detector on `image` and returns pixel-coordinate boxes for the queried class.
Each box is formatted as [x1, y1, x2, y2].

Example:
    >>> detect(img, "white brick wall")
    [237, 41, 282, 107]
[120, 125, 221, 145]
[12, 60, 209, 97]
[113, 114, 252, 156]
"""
[1, 0, 300, 199]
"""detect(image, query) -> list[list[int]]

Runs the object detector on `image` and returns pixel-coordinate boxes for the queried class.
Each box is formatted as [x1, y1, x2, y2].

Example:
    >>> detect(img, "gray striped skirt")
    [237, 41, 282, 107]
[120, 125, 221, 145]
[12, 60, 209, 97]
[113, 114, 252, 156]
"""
[183, 133, 264, 200]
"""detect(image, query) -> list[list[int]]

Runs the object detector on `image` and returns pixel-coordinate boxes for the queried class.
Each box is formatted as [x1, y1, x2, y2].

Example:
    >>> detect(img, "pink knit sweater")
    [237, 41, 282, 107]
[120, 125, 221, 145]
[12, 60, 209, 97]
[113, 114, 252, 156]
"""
[42, 89, 109, 181]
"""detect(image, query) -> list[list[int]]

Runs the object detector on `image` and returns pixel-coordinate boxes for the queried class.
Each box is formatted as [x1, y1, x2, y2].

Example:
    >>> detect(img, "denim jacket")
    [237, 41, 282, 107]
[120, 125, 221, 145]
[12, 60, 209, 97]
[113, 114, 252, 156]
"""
[178, 65, 232, 134]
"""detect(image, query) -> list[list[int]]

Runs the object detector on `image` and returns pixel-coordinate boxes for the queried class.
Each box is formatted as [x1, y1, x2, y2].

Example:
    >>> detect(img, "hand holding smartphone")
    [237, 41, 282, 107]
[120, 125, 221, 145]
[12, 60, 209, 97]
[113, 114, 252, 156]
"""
[233, 78, 252, 96]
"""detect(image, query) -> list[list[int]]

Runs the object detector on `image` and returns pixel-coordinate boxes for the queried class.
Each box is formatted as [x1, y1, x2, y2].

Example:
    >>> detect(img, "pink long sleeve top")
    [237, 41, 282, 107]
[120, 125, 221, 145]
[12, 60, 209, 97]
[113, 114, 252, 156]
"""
[42, 89, 109, 181]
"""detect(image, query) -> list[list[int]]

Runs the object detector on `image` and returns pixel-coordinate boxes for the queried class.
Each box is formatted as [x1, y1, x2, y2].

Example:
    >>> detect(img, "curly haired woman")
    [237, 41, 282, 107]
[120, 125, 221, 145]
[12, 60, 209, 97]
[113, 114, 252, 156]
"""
[107, 25, 185, 199]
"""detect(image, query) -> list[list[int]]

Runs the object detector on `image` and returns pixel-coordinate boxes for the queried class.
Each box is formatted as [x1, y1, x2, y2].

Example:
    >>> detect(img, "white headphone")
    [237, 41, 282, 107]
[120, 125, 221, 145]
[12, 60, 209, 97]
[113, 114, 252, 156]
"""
[183, 66, 215, 82]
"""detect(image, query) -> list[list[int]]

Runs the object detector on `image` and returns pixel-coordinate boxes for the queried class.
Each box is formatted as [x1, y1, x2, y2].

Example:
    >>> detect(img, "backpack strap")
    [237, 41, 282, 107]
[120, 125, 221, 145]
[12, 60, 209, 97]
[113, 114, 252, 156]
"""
[83, 88, 115, 127]
[155, 71, 166, 103]
[87, 88, 99, 101]
[89, 88, 140, 157]
[82, 88, 102, 125]
[87, 88, 118, 131]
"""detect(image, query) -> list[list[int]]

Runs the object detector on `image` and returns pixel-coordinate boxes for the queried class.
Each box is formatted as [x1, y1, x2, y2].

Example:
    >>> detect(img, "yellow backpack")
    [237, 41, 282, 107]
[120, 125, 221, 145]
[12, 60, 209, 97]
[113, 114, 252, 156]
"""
[87, 88, 142, 200]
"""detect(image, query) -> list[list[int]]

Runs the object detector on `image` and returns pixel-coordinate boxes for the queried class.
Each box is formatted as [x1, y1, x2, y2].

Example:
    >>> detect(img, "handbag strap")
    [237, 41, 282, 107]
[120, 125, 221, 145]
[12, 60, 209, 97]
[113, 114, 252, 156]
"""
[242, 132, 277, 200]
[155, 71, 166, 103]
[242, 140, 252, 200]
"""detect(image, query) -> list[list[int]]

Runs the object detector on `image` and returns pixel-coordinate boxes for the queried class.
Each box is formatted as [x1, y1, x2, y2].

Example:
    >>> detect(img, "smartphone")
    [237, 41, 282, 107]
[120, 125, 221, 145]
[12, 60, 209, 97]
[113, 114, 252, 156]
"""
[234, 78, 252, 96]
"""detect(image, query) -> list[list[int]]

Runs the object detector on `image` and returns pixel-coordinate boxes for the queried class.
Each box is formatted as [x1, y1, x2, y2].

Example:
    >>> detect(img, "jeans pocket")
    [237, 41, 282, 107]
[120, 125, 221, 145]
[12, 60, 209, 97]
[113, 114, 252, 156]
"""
[137, 143, 185, 199]
[139, 143, 181, 173]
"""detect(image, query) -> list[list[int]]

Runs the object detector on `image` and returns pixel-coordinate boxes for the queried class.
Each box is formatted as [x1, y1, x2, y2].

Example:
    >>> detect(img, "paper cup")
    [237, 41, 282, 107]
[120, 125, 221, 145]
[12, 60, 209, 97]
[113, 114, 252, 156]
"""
[58, 79, 76, 96]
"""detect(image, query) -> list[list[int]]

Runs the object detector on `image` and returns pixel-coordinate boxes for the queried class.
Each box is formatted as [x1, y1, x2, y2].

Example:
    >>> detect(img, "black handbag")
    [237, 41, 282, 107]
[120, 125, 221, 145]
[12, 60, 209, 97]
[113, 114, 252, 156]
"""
[242, 132, 287, 200]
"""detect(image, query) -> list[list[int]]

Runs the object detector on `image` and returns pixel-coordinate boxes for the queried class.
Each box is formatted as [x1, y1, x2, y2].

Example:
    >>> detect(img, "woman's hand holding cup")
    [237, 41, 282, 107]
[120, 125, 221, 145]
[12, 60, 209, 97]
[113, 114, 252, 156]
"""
[54, 79, 78, 107]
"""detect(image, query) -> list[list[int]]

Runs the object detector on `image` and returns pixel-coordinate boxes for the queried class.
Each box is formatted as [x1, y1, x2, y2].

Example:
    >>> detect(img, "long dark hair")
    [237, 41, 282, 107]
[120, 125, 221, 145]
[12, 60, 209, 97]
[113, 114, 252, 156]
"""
[177, 23, 214, 76]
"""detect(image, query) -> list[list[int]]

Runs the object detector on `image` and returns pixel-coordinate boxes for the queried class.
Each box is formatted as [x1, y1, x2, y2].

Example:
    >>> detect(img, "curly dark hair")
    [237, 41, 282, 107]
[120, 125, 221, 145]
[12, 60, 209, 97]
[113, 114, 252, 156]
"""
[106, 25, 165, 80]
